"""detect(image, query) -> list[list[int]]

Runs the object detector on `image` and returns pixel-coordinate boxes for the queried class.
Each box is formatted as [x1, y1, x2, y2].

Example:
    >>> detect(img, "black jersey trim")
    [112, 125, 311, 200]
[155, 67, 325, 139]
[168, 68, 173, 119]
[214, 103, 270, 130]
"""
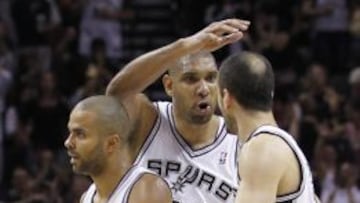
[250, 128, 305, 202]
[166, 103, 227, 157]
[123, 170, 159, 203]
[133, 102, 162, 165]
[91, 165, 137, 203]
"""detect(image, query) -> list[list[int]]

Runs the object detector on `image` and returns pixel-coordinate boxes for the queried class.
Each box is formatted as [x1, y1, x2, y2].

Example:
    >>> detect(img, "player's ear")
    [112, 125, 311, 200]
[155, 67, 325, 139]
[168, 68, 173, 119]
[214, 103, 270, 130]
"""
[223, 88, 233, 110]
[106, 134, 120, 153]
[162, 74, 173, 97]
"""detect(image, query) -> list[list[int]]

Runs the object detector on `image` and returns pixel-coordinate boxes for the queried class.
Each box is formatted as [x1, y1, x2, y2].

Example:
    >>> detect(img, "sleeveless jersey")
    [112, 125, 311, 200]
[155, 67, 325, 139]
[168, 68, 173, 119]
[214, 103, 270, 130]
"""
[134, 101, 239, 203]
[81, 166, 159, 203]
[248, 125, 317, 203]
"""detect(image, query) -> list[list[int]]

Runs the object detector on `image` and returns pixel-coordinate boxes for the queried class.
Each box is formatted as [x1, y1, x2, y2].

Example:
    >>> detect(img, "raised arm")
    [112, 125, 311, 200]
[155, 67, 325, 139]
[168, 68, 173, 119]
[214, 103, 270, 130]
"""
[106, 18, 250, 100]
[236, 135, 287, 203]
[128, 173, 172, 203]
[105, 19, 249, 154]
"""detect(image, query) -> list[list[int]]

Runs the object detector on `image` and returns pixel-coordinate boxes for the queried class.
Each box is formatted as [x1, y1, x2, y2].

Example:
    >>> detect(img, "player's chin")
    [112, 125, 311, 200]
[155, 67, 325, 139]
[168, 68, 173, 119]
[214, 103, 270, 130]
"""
[72, 166, 80, 173]
[72, 166, 87, 175]
[191, 113, 213, 124]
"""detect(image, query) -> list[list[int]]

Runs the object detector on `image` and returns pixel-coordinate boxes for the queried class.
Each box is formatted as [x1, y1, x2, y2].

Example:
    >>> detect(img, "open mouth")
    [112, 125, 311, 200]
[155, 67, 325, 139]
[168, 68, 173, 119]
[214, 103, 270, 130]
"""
[196, 101, 211, 112]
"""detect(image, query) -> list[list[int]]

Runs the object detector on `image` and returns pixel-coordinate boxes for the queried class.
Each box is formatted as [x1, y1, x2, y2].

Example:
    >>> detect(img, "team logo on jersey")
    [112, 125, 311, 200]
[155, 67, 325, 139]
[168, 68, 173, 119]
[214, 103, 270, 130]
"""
[171, 165, 199, 193]
[219, 152, 228, 164]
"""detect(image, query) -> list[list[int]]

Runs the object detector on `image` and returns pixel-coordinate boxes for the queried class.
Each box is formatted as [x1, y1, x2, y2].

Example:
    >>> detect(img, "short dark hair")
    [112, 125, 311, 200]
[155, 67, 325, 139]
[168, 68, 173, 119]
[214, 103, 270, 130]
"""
[74, 95, 130, 141]
[219, 51, 275, 111]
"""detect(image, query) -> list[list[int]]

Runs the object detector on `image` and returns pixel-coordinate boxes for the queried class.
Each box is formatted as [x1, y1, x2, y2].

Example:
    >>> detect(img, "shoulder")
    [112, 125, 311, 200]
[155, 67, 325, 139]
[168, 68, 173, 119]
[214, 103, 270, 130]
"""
[128, 173, 172, 203]
[240, 134, 290, 177]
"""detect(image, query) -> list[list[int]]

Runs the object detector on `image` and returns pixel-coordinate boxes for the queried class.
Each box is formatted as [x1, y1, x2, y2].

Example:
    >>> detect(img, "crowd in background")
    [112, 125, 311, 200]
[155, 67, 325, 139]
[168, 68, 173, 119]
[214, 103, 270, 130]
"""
[1, 0, 360, 202]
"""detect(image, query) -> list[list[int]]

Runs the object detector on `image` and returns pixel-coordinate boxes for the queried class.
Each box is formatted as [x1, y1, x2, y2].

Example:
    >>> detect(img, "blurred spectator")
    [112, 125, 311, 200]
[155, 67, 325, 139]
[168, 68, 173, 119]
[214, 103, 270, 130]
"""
[29, 71, 69, 151]
[273, 91, 301, 140]
[11, 0, 62, 70]
[262, 30, 299, 88]
[0, 22, 15, 163]
[69, 38, 112, 106]
[6, 167, 34, 202]
[174, 0, 209, 36]
[312, 0, 350, 72]
[0, 49, 12, 184]
[0, 20, 16, 74]
[349, 6, 360, 66]
[300, 63, 343, 122]
[344, 99, 360, 157]
[78, 0, 133, 63]
[0, 0, 17, 45]
[3, 121, 35, 189]
[321, 161, 360, 203]
[51, 0, 85, 97]
[33, 149, 58, 184]
[349, 67, 360, 100]
[87, 38, 114, 74]
[205, 0, 234, 22]
[315, 142, 338, 194]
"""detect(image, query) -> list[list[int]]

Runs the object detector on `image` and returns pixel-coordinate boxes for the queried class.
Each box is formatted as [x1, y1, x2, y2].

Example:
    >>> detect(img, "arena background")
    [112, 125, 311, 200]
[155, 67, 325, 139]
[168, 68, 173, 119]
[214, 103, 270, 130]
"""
[0, 0, 359, 202]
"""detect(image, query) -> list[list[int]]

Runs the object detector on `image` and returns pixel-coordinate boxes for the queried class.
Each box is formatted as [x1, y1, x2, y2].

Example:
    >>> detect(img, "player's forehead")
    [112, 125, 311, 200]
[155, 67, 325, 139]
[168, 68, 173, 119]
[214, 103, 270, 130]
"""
[68, 109, 95, 130]
[177, 55, 217, 75]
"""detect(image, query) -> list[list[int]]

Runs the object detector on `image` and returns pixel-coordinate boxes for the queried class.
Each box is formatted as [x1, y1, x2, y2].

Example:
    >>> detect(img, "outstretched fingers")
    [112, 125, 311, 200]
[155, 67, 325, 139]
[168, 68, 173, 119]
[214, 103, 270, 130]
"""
[222, 19, 250, 31]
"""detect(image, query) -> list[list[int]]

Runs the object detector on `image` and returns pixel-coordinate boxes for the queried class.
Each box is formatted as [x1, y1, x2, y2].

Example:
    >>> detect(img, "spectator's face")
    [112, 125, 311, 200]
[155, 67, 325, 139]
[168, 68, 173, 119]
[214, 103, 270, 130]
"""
[163, 56, 218, 124]
[322, 145, 337, 163]
[12, 168, 32, 192]
[272, 31, 289, 51]
[308, 64, 327, 90]
[337, 162, 356, 187]
[39, 149, 54, 167]
[65, 109, 107, 175]
[40, 72, 56, 93]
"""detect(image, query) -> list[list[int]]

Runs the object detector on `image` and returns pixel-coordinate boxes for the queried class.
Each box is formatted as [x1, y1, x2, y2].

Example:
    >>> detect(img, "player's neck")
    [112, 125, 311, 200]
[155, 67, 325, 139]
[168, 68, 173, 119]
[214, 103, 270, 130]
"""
[174, 115, 219, 149]
[91, 151, 132, 200]
[235, 111, 277, 142]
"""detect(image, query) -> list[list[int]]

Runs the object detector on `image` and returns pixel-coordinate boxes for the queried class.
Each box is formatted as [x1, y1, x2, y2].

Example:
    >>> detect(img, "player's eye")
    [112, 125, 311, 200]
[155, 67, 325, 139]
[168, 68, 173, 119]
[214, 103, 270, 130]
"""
[183, 75, 198, 84]
[205, 73, 217, 82]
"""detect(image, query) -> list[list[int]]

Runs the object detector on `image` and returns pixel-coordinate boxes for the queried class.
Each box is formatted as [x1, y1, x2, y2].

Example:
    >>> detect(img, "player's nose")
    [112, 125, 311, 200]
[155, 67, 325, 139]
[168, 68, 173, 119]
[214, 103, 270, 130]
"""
[197, 80, 210, 97]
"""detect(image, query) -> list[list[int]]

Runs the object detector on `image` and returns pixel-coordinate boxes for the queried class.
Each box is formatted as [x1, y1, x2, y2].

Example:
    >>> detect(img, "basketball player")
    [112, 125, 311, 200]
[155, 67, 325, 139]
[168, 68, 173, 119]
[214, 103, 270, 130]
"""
[64, 95, 172, 203]
[106, 19, 250, 202]
[217, 51, 319, 203]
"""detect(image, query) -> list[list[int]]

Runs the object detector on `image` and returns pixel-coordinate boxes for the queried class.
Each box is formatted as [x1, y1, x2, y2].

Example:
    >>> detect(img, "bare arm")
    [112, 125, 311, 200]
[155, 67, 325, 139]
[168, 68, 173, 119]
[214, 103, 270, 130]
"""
[106, 18, 250, 100]
[236, 135, 287, 203]
[128, 173, 172, 203]
[105, 18, 249, 152]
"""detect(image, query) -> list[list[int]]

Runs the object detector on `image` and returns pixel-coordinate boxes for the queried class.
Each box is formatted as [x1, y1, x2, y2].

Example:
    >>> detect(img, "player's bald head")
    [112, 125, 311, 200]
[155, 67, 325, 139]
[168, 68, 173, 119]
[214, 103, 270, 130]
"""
[219, 51, 275, 111]
[73, 95, 130, 141]
[168, 52, 216, 77]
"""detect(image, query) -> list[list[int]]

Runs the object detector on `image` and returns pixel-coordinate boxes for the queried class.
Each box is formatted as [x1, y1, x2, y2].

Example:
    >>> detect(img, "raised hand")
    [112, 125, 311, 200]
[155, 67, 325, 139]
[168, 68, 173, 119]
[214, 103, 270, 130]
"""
[183, 18, 250, 53]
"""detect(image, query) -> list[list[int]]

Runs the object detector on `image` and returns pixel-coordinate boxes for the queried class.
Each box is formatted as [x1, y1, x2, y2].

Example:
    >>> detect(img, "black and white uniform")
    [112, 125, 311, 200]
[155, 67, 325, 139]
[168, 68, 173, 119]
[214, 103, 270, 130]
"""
[134, 101, 239, 203]
[247, 125, 317, 203]
[82, 166, 159, 203]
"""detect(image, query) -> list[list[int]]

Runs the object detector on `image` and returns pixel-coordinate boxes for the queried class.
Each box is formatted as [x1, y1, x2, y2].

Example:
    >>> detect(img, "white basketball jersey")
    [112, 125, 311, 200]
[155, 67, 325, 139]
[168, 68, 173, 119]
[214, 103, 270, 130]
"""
[81, 166, 158, 203]
[134, 101, 239, 203]
[249, 125, 317, 203]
